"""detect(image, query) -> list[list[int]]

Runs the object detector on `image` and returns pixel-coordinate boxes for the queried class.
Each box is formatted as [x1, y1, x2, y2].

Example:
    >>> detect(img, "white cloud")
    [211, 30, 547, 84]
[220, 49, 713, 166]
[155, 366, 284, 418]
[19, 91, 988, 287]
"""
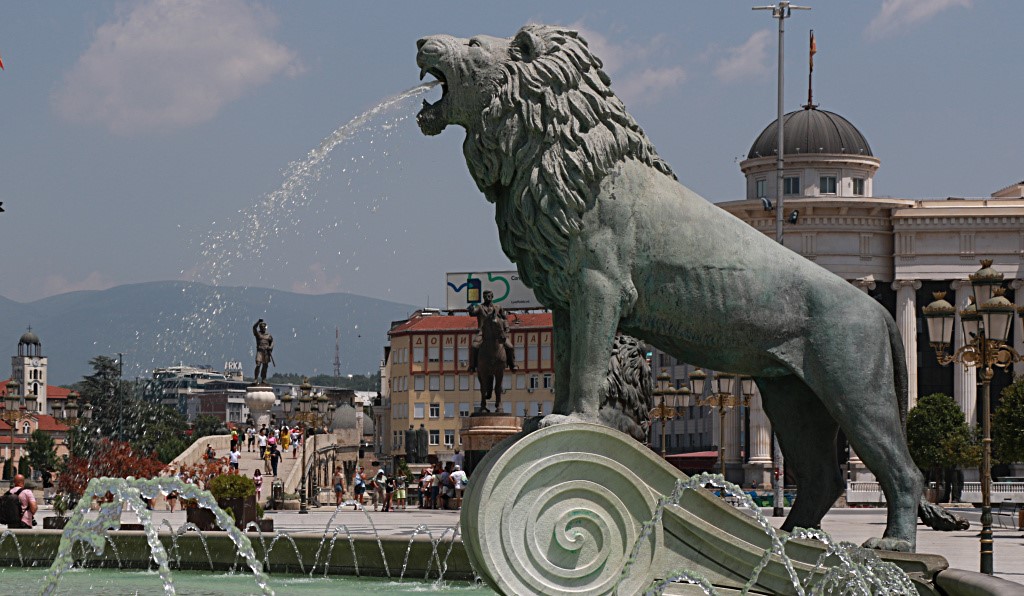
[53, 0, 300, 135]
[571, 24, 687, 106]
[713, 30, 772, 83]
[867, 0, 971, 38]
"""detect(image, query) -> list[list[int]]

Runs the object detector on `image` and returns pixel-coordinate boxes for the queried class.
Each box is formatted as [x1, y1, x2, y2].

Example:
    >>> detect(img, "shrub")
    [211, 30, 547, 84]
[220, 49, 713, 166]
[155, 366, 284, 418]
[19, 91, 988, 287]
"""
[208, 473, 256, 500]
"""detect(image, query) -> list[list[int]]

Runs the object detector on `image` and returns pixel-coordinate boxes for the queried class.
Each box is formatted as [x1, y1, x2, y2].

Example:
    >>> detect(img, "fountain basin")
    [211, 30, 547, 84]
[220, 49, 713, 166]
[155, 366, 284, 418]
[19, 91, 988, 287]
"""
[0, 530, 472, 579]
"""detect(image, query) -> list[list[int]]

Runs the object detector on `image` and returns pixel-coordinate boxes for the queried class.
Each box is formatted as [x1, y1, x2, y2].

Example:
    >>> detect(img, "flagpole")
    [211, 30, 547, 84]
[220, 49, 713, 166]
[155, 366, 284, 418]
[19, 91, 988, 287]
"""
[807, 30, 815, 108]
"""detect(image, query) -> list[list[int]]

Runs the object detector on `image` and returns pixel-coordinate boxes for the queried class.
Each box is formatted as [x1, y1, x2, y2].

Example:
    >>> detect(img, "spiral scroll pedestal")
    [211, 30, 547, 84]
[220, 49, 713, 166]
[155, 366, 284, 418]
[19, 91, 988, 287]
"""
[461, 422, 988, 596]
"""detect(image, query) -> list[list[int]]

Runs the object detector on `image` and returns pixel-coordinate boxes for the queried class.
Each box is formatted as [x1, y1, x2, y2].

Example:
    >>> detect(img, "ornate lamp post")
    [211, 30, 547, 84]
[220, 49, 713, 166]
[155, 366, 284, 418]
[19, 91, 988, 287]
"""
[281, 378, 334, 514]
[650, 371, 675, 458]
[920, 259, 1024, 575]
[693, 372, 751, 486]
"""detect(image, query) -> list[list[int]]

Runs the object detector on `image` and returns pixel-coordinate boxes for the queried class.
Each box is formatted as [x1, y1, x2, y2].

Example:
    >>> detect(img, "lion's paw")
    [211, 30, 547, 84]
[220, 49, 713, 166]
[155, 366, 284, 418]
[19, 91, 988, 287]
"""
[861, 537, 913, 552]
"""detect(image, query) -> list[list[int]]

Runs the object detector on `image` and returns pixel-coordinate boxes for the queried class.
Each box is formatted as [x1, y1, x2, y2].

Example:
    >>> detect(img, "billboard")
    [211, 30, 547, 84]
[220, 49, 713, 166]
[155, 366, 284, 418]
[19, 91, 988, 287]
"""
[446, 271, 542, 311]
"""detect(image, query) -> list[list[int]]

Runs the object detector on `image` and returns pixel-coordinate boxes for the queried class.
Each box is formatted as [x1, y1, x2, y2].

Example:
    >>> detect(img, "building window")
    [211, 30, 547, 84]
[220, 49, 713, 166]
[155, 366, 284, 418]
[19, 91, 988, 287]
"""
[429, 403, 440, 418]
[514, 345, 525, 364]
[429, 375, 440, 391]
[502, 402, 513, 414]
[445, 403, 455, 418]
[429, 430, 440, 446]
[516, 402, 527, 416]
[852, 177, 865, 196]
[459, 375, 470, 391]
[412, 346, 424, 363]
[783, 176, 800, 195]
[502, 375, 512, 390]
[427, 345, 439, 363]
[459, 402, 470, 417]
[544, 401, 553, 415]
[540, 345, 551, 363]
[443, 346, 454, 363]
[444, 374, 456, 391]
[755, 178, 767, 198]
[515, 374, 526, 389]
[543, 373, 553, 389]
[414, 376, 425, 392]
[444, 430, 455, 446]
[22, 422, 31, 434]
[819, 176, 837, 194]
[529, 375, 539, 390]
[414, 403, 425, 419]
[457, 346, 469, 365]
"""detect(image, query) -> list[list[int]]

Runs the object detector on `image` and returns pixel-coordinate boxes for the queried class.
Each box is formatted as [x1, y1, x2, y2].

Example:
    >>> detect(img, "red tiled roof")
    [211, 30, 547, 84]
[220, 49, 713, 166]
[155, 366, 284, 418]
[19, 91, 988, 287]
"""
[0, 378, 70, 400]
[0, 435, 28, 445]
[0, 414, 70, 433]
[390, 312, 552, 335]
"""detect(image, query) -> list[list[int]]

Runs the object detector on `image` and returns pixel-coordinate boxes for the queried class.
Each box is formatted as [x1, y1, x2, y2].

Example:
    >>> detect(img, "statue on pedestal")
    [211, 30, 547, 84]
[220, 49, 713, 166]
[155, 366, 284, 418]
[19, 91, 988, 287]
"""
[252, 319, 274, 384]
[405, 425, 419, 463]
[416, 423, 429, 462]
[468, 290, 516, 413]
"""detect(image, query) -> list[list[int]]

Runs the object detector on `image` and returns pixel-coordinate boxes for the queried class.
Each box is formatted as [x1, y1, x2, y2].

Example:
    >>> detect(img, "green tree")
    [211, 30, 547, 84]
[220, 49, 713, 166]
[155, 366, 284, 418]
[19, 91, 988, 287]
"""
[2, 458, 11, 480]
[993, 377, 1024, 465]
[18, 456, 30, 476]
[192, 414, 224, 439]
[906, 393, 979, 483]
[24, 429, 58, 472]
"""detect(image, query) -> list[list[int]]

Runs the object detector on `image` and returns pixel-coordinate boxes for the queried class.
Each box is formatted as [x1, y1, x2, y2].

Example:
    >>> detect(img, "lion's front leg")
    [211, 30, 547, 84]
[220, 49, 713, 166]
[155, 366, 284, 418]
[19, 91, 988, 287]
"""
[551, 308, 572, 413]
[565, 269, 622, 418]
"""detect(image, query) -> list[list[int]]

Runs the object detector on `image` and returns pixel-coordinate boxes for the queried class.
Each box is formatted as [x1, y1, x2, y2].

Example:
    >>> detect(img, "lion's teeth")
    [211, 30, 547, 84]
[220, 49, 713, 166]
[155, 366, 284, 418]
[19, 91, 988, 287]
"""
[419, 68, 427, 81]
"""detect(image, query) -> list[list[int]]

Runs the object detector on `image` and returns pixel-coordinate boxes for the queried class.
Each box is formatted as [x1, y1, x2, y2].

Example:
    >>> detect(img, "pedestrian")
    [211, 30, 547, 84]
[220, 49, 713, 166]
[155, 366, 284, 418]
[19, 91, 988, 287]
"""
[282, 428, 291, 453]
[41, 468, 54, 505]
[229, 446, 241, 471]
[395, 473, 407, 510]
[372, 470, 386, 511]
[430, 464, 442, 510]
[246, 427, 256, 452]
[353, 467, 366, 510]
[420, 469, 434, 509]
[205, 443, 215, 460]
[166, 489, 178, 512]
[438, 465, 451, 510]
[292, 428, 300, 458]
[1, 474, 37, 528]
[450, 465, 468, 509]
[230, 428, 239, 452]
[333, 469, 345, 506]
[263, 443, 272, 475]
[269, 444, 280, 477]
[451, 448, 464, 470]
[258, 429, 268, 457]
[383, 474, 395, 512]
[253, 470, 263, 501]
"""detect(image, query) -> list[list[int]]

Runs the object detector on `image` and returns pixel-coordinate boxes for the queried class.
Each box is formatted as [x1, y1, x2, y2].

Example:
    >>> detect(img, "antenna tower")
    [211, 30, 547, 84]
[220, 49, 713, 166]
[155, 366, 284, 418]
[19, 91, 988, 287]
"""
[333, 326, 342, 377]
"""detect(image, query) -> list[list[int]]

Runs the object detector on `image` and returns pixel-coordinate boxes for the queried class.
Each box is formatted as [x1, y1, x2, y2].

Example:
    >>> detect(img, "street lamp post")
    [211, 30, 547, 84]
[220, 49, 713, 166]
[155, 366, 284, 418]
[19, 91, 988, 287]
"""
[690, 372, 751, 494]
[281, 378, 335, 514]
[921, 259, 1024, 575]
[754, 0, 810, 518]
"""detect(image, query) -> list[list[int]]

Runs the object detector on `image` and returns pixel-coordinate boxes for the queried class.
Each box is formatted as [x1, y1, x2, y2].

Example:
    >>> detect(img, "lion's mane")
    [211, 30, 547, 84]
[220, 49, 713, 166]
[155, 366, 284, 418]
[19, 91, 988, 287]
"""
[462, 25, 675, 308]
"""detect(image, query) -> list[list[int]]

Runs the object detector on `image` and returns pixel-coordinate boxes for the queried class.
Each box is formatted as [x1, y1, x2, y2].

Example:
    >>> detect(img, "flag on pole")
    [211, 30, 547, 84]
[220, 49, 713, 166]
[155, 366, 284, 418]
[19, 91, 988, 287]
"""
[809, 31, 816, 73]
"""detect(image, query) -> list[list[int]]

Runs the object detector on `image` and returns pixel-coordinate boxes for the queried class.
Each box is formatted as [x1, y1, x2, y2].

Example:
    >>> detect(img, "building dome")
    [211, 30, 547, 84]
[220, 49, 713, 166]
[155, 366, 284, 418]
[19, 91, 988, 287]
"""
[747, 108, 873, 159]
[19, 330, 40, 346]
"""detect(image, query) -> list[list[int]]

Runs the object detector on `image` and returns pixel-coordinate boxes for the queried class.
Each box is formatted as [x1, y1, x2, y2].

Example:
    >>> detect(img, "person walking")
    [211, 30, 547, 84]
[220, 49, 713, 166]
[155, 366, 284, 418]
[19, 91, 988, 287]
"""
[372, 470, 386, 511]
[246, 427, 256, 452]
[420, 469, 434, 509]
[166, 488, 178, 512]
[258, 430, 268, 458]
[383, 474, 395, 512]
[229, 446, 241, 471]
[450, 465, 468, 509]
[430, 464, 442, 510]
[230, 428, 239, 452]
[333, 469, 345, 506]
[254, 470, 264, 501]
[438, 465, 452, 511]
[263, 443, 272, 475]
[1, 474, 37, 528]
[269, 444, 281, 477]
[394, 473, 407, 510]
[41, 468, 54, 505]
[353, 467, 366, 510]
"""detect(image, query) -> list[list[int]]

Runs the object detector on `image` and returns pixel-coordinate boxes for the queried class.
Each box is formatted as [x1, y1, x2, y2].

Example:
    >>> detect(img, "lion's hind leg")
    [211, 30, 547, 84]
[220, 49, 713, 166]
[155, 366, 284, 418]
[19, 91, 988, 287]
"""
[757, 375, 844, 533]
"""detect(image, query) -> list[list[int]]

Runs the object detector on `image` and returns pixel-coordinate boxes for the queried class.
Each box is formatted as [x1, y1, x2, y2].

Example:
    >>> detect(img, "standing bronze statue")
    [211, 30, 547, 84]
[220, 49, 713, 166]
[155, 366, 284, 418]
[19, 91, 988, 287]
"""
[252, 319, 275, 384]
[468, 290, 516, 413]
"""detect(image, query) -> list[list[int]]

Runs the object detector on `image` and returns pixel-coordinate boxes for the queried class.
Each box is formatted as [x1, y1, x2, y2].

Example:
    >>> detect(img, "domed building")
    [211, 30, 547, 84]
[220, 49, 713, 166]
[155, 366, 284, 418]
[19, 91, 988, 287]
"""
[650, 102, 1024, 491]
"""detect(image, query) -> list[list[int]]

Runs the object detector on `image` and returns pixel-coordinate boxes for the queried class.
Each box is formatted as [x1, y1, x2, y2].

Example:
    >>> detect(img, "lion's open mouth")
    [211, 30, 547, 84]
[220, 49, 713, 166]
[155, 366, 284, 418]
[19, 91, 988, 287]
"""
[417, 64, 449, 135]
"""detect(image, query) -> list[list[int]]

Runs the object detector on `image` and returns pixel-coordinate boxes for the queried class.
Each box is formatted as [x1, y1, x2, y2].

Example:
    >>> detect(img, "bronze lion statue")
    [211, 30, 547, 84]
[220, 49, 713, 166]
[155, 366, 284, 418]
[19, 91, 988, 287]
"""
[417, 24, 953, 551]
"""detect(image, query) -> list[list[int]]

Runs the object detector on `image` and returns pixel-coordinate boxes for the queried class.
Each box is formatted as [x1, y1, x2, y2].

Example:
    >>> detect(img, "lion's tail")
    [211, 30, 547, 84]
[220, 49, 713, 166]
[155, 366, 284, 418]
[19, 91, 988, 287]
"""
[885, 311, 910, 434]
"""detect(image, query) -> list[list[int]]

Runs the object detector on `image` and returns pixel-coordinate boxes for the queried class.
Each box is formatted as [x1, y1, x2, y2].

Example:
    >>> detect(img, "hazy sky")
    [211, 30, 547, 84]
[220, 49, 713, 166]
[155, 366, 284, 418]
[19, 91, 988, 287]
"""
[1, 0, 1019, 305]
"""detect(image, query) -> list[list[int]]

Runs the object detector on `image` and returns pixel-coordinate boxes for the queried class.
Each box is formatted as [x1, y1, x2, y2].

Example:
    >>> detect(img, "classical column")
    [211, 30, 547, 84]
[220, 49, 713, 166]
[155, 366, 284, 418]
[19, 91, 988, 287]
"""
[744, 389, 772, 489]
[724, 402, 741, 467]
[892, 280, 922, 409]
[1012, 280, 1024, 378]
[951, 281, 978, 427]
[847, 279, 873, 478]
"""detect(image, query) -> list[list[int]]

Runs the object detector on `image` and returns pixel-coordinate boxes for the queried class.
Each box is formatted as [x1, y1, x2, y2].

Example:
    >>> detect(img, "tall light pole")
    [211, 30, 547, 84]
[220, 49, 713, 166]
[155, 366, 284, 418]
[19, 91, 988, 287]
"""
[921, 260, 1024, 575]
[753, 0, 810, 518]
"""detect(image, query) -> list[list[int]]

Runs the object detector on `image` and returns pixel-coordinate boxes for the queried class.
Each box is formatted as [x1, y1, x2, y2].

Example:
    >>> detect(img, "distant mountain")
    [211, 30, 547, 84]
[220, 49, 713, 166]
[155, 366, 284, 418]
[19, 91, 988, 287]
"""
[0, 281, 418, 385]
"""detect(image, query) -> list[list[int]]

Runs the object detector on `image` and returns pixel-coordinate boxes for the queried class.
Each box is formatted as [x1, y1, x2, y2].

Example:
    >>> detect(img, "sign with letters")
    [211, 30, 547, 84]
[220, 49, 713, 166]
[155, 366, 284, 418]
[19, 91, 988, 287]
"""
[446, 271, 542, 311]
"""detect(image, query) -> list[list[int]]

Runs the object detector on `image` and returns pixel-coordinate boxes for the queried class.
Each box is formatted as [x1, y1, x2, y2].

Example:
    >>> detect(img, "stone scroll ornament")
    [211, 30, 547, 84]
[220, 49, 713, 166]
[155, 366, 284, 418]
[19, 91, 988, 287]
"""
[416, 24, 966, 559]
